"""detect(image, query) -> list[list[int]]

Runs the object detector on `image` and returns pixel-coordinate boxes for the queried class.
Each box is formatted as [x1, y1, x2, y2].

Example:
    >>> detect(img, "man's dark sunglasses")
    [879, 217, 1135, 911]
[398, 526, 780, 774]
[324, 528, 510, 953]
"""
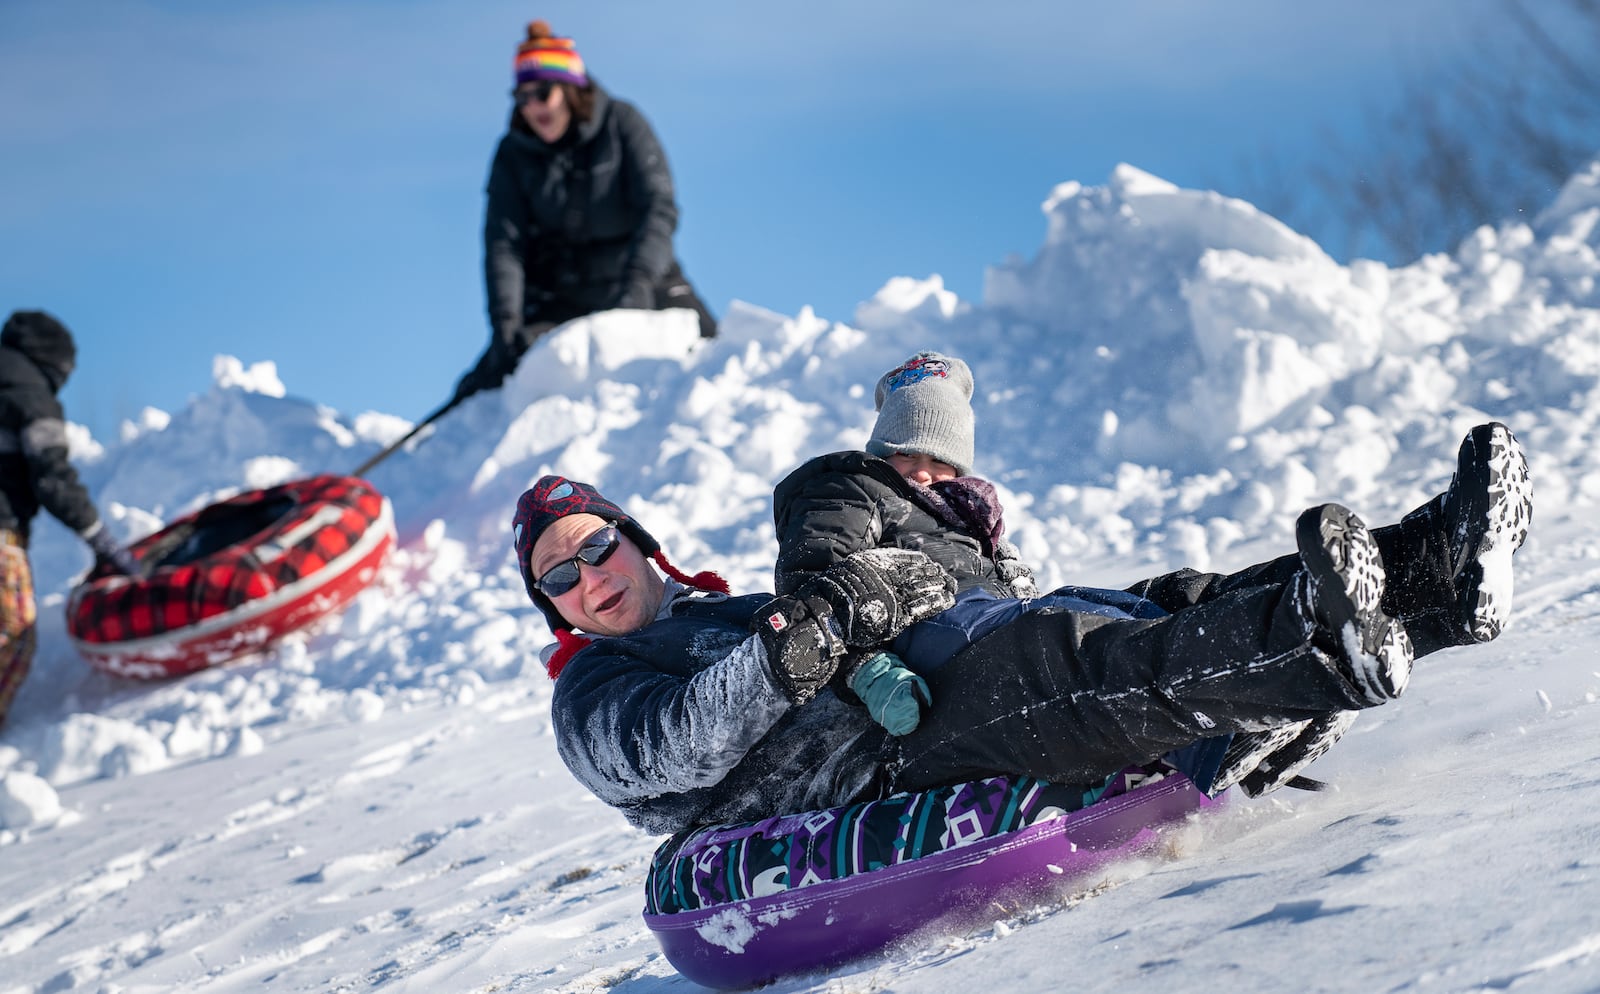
[513, 81, 558, 106]
[534, 522, 620, 597]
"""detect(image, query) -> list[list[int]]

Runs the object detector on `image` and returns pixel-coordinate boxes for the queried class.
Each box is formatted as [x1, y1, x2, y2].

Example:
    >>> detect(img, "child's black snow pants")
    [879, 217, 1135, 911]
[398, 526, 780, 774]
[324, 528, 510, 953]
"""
[1126, 512, 1468, 658]
[890, 513, 1456, 794]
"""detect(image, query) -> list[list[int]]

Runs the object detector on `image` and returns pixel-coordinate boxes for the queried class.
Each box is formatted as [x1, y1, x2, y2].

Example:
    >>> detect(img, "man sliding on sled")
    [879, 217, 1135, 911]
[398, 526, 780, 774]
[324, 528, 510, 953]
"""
[515, 425, 1530, 837]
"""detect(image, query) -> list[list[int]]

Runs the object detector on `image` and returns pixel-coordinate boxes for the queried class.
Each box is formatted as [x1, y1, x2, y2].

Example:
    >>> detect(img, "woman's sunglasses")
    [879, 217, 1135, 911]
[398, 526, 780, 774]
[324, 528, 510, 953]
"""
[534, 522, 620, 597]
[514, 81, 559, 106]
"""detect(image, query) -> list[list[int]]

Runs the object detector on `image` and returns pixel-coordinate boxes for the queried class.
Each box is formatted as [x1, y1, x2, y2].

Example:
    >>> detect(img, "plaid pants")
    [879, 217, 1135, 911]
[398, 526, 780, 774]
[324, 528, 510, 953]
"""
[0, 532, 39, 727]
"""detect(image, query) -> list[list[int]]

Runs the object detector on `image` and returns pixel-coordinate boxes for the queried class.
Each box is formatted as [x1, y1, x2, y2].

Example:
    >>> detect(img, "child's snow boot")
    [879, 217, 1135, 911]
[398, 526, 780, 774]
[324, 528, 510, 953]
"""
[1295, 503, 1413, 705]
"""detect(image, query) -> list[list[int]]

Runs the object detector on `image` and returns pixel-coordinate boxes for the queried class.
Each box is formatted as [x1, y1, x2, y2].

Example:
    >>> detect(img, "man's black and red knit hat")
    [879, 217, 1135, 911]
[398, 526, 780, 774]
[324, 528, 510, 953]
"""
[511, 475, 729, 671]
[512, 475, 661, 635]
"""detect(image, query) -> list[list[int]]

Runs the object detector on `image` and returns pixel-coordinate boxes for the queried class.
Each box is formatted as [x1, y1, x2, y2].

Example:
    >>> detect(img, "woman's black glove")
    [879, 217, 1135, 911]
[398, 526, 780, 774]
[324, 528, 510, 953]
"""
[452, 341, 515, 403]
[452, 320, 561, 403]
[617, 280, 655, 310]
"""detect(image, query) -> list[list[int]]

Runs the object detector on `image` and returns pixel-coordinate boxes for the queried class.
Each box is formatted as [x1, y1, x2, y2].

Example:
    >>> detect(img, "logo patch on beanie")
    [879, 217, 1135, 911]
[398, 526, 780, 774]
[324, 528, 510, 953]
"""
[549, 481, 575, 501]
[886, 355, 950, 392]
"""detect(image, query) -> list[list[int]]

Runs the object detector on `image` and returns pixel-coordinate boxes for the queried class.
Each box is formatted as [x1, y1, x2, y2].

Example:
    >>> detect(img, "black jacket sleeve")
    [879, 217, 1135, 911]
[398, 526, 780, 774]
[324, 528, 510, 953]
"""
[553, 632, 793, 807]
[17, 385, 101, 537]
[547, 597, 890, 835]
[772, 455, 888, 597]
[774, 452, 1043, 601]
[610, 101, 679, 306]
[482, 137, 533, 351]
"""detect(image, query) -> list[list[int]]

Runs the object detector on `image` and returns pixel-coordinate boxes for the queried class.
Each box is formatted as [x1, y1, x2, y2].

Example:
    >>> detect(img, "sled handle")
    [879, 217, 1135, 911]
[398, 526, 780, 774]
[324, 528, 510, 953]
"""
[349, 396, 461, 479]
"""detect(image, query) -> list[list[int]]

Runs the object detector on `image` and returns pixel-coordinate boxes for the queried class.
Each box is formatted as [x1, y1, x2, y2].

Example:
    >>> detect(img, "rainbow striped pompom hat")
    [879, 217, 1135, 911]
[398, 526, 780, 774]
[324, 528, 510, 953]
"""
[514, 20, 588, 87]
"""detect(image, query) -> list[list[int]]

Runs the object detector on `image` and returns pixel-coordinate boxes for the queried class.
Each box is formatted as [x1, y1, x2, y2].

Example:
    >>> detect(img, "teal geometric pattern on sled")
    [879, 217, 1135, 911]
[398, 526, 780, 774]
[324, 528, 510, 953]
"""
[645, 762, 1173, 914]
[643, 764, 1217, 989]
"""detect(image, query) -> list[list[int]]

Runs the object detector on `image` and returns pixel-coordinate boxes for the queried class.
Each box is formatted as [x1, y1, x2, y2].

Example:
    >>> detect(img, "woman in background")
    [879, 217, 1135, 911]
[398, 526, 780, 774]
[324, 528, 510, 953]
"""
[455, 20, 717, 402]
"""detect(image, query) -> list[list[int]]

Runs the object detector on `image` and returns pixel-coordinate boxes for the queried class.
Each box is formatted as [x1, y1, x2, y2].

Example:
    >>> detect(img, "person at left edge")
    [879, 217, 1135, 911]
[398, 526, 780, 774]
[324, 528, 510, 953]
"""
[1, 310, 138, 727]
[454, 19, 719, 404]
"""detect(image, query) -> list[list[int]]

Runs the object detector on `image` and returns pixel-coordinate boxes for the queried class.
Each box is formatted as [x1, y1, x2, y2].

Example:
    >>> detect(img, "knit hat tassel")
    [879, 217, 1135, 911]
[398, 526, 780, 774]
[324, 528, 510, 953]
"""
[653, 551, 731, 594]
[544, 629, 593, 680]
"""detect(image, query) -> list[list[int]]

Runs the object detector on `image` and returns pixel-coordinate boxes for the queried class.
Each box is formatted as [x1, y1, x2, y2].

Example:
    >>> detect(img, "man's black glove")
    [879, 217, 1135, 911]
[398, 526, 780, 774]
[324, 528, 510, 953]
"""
[83, 522, 139, 577]
[752, 593, 848, 704]
[795, 548, 956, 647]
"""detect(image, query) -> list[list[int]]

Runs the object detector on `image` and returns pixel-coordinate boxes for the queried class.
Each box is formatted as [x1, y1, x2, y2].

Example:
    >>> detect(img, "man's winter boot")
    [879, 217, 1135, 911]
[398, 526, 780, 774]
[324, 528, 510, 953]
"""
[1238, 710, 1359, 797]
[1375, 423, 1533, 654]
[1294, 504, 1413, 705]
[1211, 708, 1360, 797]
[1442, 422, 1532, 642]
[1209, 719, 1310, 795]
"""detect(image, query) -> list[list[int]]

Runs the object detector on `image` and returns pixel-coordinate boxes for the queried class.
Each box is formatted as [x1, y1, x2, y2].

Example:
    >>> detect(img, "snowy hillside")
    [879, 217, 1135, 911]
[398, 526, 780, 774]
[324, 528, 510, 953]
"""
[3, 162, 1599, 993]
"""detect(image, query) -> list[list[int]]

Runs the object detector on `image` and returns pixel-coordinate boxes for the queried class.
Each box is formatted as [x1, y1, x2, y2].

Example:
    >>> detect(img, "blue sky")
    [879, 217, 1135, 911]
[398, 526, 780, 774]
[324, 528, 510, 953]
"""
[1, 0, 1491, 443]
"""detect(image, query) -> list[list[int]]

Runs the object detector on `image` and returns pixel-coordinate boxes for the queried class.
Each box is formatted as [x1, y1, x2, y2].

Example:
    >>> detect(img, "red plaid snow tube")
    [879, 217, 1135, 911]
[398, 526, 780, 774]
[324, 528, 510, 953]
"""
[66, 474, 394, 679]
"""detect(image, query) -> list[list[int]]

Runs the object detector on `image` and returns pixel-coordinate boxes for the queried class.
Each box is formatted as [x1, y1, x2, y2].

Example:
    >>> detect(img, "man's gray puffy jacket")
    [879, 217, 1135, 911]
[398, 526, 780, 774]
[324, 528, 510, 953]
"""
[550, 588, 890, 835]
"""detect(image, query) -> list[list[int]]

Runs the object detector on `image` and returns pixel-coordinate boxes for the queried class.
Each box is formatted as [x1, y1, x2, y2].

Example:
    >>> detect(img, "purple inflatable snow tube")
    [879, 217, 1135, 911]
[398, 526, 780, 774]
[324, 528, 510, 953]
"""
[643, 771, 1216, 989]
